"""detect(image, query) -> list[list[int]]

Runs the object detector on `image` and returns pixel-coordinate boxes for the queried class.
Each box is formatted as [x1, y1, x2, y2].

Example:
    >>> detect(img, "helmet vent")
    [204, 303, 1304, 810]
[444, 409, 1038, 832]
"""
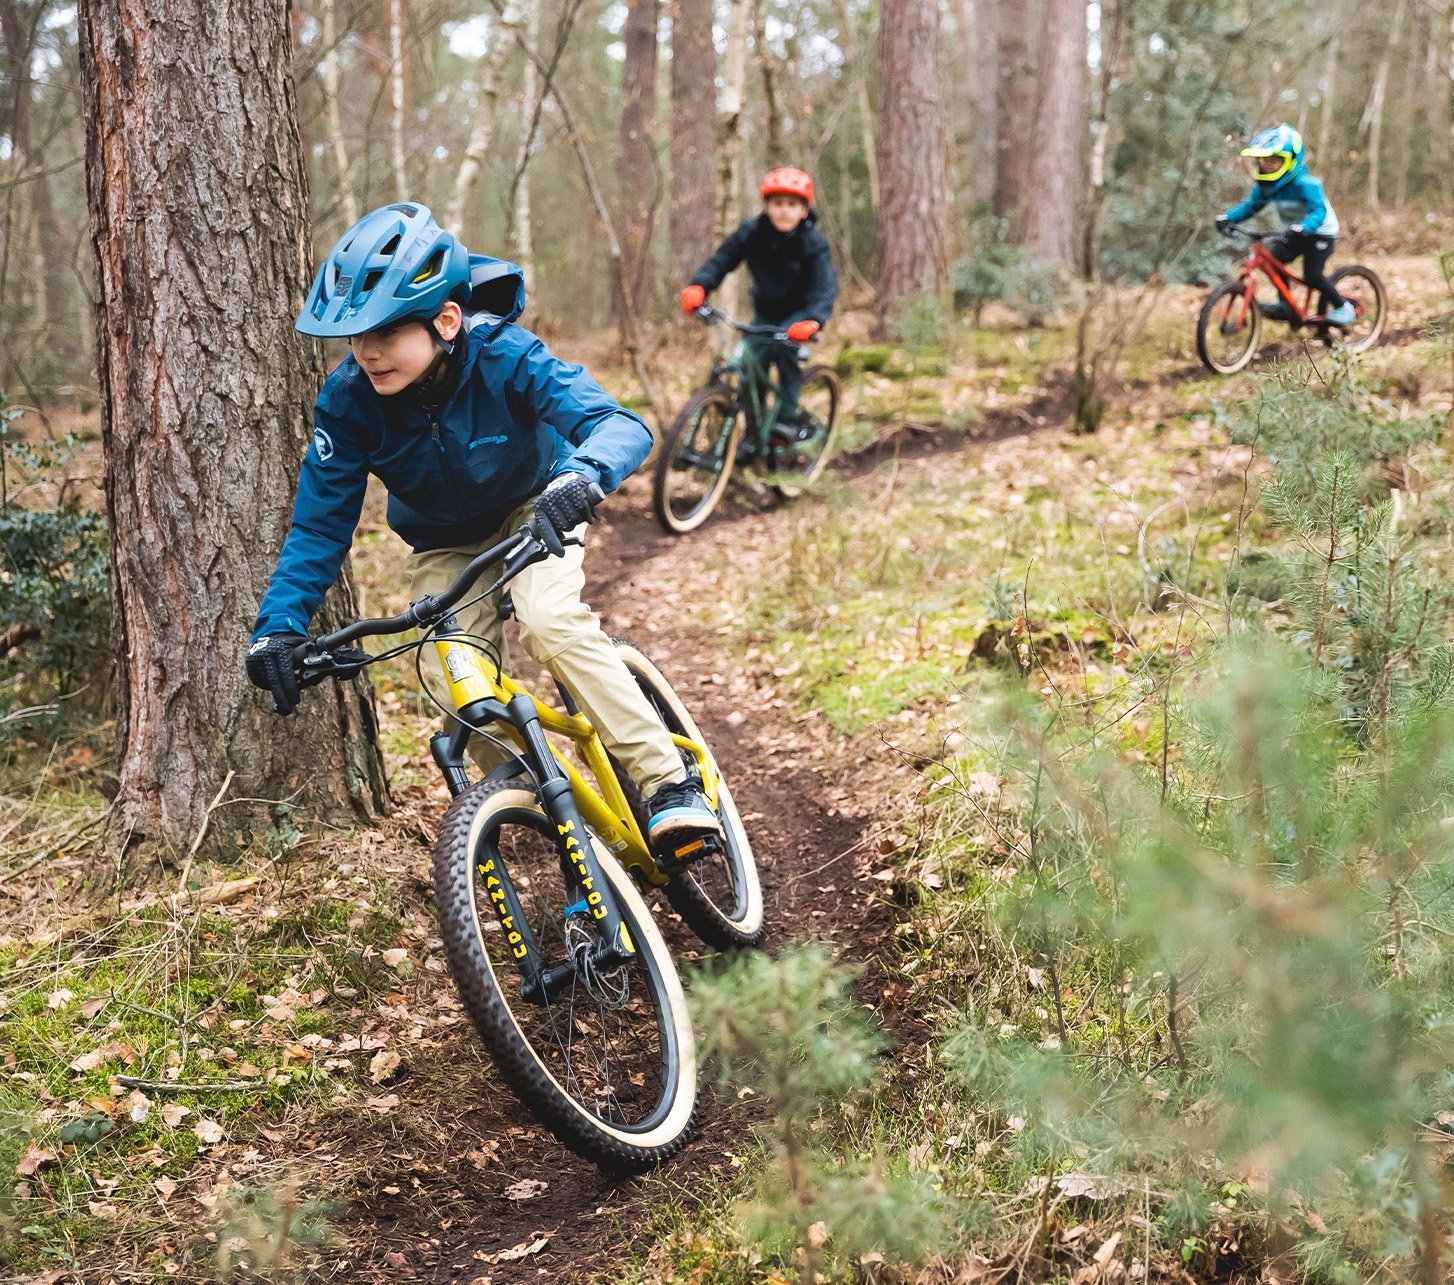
[380, 234, 401, 257]
[362, 269, 383, 291]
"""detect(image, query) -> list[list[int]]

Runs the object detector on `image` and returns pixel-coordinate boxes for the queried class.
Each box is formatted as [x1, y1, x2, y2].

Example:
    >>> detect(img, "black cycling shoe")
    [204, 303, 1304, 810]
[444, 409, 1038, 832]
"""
[646, 779, 724, 871]
[1259, 299, 1295, 323]
[770, 413, 814, 445]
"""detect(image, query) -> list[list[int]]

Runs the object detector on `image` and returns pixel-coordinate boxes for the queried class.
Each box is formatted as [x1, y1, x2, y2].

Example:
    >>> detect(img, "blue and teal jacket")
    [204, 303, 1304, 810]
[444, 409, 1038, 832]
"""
[1223, 160, 1340, 236]
[252, 259, 651, 640]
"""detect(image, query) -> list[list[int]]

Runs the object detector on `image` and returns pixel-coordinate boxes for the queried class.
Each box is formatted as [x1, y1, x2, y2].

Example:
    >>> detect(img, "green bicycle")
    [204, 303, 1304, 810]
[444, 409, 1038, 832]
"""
[293, 514, 763, 1170]
[654, 304, 842, 534]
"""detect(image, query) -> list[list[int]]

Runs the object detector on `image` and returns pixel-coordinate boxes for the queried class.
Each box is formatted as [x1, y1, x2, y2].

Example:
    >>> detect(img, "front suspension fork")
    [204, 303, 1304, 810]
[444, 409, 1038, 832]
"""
[504, 694, 636, 1003]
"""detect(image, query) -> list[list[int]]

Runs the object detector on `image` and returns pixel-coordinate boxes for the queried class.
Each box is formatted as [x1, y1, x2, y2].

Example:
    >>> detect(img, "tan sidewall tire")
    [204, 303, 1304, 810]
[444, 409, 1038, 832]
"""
[434, 782, 697, 1167]
[613, 643, 765, 944]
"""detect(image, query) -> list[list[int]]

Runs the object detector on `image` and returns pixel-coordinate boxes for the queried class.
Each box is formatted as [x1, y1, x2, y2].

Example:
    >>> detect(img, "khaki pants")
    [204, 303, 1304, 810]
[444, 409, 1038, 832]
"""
[407, 502, 686, 797]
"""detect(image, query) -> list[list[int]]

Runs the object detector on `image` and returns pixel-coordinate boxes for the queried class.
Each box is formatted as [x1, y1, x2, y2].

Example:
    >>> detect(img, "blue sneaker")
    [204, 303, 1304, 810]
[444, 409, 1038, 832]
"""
[1326, 301, 1356, 327]
[646, 780, 723, 869]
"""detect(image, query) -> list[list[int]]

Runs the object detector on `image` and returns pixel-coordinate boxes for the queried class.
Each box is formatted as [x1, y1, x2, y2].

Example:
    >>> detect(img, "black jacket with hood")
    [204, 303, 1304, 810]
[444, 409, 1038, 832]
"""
[690, 211, 838, 325]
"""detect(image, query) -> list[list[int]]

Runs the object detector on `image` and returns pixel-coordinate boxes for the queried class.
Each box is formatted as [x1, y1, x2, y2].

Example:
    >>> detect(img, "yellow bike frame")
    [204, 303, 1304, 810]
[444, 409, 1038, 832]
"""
[433, 633, 721, 888]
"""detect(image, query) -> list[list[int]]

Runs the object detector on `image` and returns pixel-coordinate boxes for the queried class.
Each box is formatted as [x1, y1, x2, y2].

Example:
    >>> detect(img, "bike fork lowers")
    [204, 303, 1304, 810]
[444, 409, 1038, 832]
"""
[505, 694, 637, 1005]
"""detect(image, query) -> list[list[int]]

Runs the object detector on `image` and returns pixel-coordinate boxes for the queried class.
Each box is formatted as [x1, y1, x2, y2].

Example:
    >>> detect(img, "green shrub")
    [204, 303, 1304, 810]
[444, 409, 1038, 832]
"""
[0, 501, 109, 722]
[951, 215, 1070, 327]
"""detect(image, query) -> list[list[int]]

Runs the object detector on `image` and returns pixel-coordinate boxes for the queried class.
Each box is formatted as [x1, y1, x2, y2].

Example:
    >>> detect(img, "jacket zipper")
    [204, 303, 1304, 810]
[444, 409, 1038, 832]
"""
[431, 418, 468, 511]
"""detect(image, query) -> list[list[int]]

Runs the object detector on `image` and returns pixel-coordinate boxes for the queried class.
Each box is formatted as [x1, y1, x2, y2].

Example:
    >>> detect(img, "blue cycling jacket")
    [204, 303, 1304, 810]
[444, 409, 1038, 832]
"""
[1224, 161, 1340, 236]
[252, 258, 651, 640]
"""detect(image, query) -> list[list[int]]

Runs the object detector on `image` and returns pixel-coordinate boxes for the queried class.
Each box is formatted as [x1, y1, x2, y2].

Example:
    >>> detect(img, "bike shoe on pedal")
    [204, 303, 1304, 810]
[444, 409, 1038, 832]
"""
[770, 412, 814, 445]
[1259, 298, 1295, 323]
[646, 779, 724, 870]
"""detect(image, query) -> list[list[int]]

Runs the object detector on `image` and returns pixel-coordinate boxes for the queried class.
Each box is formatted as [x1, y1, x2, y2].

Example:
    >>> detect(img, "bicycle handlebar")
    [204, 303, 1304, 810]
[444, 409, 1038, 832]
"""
[691, 302, 818, 344]
[292, 517, 585, 674]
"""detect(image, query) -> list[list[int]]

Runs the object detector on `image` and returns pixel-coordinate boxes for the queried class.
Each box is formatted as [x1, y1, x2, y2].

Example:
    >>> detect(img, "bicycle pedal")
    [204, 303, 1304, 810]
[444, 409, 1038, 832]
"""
[656, 830, 724, 875]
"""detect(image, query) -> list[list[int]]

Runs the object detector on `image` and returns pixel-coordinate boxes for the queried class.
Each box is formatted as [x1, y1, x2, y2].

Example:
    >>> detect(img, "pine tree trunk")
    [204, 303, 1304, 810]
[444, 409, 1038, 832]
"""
[618, 0, 660, 316]
[669, 0, 717, 284]
[1022, 0, 1086, 265]
[78, 0, 389, 851]
[993, 0, 1042, 235]
[875, 0, 948, 335]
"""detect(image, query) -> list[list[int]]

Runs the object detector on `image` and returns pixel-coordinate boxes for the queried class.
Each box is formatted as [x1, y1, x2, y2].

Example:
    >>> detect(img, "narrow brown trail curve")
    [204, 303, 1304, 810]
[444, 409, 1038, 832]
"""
[323, 480, 909, 1284]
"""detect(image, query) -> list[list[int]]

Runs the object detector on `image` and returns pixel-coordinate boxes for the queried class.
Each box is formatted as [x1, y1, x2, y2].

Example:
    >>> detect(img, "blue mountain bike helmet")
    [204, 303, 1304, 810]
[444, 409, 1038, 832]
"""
[296, 203, 471, 338]
[1241, 124, 1303, 185]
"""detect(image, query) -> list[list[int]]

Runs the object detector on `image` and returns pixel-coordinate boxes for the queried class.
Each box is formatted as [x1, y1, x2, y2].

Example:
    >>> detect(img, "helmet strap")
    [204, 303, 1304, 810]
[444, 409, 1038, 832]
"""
[411, 323, 459, 405]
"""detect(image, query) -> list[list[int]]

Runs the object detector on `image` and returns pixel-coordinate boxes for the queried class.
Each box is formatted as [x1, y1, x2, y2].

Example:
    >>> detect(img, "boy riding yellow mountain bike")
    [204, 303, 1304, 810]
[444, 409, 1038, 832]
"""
[246, 202, 721, 863]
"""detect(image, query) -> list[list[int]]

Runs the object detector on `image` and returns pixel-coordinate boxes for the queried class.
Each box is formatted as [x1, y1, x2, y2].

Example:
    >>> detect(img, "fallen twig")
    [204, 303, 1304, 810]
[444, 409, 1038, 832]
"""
[116, 1075, 266, 1094]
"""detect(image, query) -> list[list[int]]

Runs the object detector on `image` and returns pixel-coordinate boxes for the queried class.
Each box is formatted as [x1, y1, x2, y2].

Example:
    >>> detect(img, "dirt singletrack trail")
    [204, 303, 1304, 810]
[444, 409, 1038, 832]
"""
[326, 480, 909, 1284]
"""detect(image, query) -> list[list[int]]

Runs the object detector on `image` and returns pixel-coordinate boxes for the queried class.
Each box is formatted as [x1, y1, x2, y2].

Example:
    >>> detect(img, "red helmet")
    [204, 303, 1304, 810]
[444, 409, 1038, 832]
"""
[761, 167, 814, 205]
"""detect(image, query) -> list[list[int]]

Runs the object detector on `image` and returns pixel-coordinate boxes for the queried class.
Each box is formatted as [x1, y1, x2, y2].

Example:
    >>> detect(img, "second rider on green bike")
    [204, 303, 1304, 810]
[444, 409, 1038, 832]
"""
[245, 202, 722, 863]
[679, 167, 838, 455]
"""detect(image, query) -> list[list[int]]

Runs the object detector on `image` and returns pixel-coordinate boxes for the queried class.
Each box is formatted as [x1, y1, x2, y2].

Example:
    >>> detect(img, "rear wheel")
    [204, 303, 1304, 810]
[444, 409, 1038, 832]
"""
[433, 780, 697, 1171]
[1328, 265, 1387, 354]
[613, 640, 765, 951]
[653, 386, 742, 535]
[765, 364, 842, 499]
[1196, 281, 1261, 374]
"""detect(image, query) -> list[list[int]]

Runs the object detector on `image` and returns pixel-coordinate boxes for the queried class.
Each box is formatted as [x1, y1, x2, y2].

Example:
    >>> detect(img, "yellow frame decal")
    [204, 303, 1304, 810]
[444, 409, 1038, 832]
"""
[433, 637, 717, 888]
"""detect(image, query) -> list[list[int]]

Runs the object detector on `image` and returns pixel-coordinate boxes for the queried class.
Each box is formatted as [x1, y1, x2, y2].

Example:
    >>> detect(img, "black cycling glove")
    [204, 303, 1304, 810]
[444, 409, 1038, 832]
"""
[532, 472, 603, 556]
[246, 631, 306, 716]
[1215, 215, 1234, 237]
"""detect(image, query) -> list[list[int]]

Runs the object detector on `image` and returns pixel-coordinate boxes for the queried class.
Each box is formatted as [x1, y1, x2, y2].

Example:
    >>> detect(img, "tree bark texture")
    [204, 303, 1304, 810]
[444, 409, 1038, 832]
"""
[669, 0, 717, 284]
[992, 0, 1042, 234]
[874, 0, 949, 334]
[618, 0, 660, 316]
[78, 0, 389, 850]
[1022, 0, 1086, 265]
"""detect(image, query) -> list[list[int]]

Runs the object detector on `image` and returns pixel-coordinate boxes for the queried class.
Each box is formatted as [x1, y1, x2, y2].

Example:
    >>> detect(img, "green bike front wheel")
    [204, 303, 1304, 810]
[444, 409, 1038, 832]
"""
[766, 364, 841, 499]
[654, 385, 742, 535]
[433, 780, 698, 1171]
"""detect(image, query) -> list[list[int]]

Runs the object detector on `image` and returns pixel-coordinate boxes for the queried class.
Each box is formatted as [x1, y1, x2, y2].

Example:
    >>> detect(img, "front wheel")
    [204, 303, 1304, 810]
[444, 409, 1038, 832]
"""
[433, 780, 697, 1171]
[766, 364, 842, 499]
[1328, 265, 1387, 354]
[613, 640, 765, 951]
[654, 385, 743, 535]
[1196, 281, 1261, 374]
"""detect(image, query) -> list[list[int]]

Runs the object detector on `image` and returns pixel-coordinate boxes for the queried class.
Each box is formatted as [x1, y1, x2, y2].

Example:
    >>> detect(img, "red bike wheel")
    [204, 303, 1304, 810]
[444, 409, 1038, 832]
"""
[1196, 281, 1262, 374]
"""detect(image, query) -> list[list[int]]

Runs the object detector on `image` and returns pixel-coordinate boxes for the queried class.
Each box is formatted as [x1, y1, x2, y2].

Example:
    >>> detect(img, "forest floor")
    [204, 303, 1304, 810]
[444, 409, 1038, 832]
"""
[3, 246, 1453, 1283]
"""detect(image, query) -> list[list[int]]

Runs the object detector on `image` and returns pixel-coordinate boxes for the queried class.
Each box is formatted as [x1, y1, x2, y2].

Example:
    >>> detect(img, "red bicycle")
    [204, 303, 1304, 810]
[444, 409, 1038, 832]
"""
[1196, 229, 1386, 374]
